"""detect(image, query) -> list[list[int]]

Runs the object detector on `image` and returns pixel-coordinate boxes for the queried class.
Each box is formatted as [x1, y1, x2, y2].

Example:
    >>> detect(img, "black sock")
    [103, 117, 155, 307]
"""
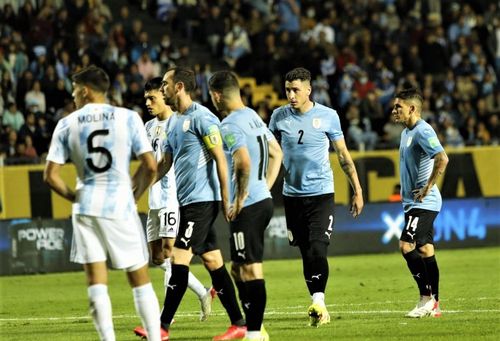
[300, 246, 314, 295]
[309, 256, 329, 294]
[423, 255, 440, 301]
[210, 266, 245, 326]
[245, 279, 266, 332]
[235, 281, 249, 317]
[160, 264, 189, 329]
[403, 249, 431, 296]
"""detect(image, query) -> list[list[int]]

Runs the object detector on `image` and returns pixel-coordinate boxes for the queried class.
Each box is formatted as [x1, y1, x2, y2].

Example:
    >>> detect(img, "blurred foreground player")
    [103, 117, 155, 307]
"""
[44, 66, 162, 341]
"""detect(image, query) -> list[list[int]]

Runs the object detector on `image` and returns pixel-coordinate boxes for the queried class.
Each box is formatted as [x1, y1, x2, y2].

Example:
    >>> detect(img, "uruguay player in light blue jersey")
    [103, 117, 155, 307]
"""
[209, 70, 283, 341]
[139, 78, 213, 327]
[392, 88, 449, 318]
[44, 66, 162, 341]
[269, 67, 364, 327]
[137, 67, 246, 341]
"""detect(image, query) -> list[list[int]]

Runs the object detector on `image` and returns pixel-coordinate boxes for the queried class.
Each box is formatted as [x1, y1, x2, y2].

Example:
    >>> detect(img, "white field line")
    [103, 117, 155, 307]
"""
[1, 298, 499, 322]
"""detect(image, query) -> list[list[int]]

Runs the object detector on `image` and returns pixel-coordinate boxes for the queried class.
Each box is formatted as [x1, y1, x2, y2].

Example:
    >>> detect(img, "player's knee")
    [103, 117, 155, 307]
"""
[230, 262, 241, 281]
[309, 240, 328, 258]
[151, 256, 164, 266]
[399, 241, 415, 254]
[417, 243, 434, 257]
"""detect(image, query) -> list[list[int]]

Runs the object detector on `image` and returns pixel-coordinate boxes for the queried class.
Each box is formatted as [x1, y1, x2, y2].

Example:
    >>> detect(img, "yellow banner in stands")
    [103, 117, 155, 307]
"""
[0, 146, 499, 219]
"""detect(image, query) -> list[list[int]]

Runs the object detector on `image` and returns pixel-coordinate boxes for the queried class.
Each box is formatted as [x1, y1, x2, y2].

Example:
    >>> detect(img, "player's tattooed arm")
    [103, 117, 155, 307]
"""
[413, 151, 449, 202]
[332, 138, 364, 217]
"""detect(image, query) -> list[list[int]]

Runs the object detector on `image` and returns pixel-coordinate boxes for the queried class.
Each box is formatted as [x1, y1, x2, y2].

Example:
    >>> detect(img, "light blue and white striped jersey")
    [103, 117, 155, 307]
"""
[220, 107, 274, 207]
[47, 103, 152, 219]
[162, 102, 222, 206]
[145, 116, 177, 210]
[399, 119, 444, 213]
[269, 103, 343, 196]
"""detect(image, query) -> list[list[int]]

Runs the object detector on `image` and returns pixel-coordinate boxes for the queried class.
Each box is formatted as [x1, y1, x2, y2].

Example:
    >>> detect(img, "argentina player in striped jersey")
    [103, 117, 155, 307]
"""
[44, 66, 162, 341]
[392, 88, 449, 318]
[209, 70, 283, 341]
[142, 78, 214, 324]
[269, 67, 364, 327]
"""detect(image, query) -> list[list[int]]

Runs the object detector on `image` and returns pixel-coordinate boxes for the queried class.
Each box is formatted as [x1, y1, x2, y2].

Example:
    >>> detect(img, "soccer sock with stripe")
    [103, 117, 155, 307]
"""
[87, 284, 115, 341]
[133, 283, 161, 341]
[160, 264, 189, 330]
[209, 265, 245, 326]
[245, 279, 266, 333]
[403, 249, 431, 296]
[423, 255, 440, 301]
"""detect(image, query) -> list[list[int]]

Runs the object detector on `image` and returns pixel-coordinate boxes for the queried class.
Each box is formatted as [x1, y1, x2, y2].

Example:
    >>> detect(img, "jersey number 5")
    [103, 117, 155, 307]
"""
[86, 129, 113, 173]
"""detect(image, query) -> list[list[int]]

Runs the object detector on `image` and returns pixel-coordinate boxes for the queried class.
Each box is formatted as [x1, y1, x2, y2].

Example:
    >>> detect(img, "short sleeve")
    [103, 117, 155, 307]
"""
[326, 110, 344, 141]
[46, 119, 69, 164]
[418, 126, 444, 158]
[195, 111, 222, 149]
[268, 109, 281, 141]
[220, 122, 246, 154]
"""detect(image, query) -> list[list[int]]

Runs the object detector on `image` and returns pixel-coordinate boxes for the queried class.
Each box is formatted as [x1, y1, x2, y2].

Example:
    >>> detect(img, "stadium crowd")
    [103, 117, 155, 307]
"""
[0, 0, 499, 165]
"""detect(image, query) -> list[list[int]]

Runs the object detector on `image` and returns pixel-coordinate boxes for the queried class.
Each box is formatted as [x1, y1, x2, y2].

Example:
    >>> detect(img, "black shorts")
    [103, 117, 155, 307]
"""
[230, 198, 273, 264]
[399, 208, 438, 246]
[175, 201, 220, 255]
[283, 193, 335, 247]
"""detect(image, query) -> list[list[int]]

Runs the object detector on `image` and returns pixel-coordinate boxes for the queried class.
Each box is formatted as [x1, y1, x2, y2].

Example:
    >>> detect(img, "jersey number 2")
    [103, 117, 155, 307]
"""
[298, 130, 304, 144]
[86, 129, 112, 173]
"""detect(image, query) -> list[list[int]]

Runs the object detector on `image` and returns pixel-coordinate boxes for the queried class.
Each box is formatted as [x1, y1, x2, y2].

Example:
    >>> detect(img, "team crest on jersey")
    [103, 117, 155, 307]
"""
[287, 229, 294, 242]
[182, 119, 190, 132]
[312, 118, 321, 129]
[154, 126, 163, 136]
[406, 136, 413, 147]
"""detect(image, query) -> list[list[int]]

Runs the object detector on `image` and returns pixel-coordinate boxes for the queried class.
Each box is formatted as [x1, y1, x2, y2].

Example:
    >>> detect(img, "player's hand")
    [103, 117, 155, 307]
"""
[413, 186, 431, 202]
[221, 200, 230, 222]
[350, 192, 364, 218]
[228, 199, 244, 221]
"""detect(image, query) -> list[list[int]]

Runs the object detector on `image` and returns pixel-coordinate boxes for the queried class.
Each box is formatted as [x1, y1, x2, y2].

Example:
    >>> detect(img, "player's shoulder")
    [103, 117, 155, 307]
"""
[192, 102, 220, 123]
[415, 120, 436, 137]
[145, 117, 157, 129]
[270, 104, 293, 123]
[313, 102, 339, 118]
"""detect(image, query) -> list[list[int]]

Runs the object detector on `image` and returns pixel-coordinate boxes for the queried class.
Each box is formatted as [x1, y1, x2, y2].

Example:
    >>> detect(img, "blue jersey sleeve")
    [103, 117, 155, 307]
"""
[417, 126, 444, 158]
[326, 110, 344, 142]
[194, 111, 222, 149]
[221, 122, 246, 154]
[268, 108, 282, 142]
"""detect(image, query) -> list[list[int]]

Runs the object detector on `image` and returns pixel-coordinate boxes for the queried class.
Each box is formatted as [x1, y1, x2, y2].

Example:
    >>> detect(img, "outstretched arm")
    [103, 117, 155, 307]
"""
[332, 138, 364, 217]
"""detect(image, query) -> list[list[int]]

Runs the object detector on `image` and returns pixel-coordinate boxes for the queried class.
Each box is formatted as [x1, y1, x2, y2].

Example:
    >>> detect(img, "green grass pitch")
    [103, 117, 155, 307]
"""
[1, 247, 499, 340]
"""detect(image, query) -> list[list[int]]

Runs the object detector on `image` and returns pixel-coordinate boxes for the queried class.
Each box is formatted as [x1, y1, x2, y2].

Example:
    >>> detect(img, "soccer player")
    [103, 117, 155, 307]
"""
[142, 77, 214, 322]
[392, 88, 448, 318]
[269, 67, 364, 327]
[208, 70, 283, 341]
[136, 67, 246, 341]
[44, 66, 162, 341]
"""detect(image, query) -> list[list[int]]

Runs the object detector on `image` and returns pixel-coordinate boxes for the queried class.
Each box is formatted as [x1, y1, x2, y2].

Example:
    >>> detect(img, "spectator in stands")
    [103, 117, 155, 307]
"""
[204, 5, 225, 57]
[346, 104, 377, 151]
[25, 80, 46, 114]
[223, 23, 252, 69]
[488, 114, 500, 144]
[2, 102, 24, 132]
[382, 114, 404, 149]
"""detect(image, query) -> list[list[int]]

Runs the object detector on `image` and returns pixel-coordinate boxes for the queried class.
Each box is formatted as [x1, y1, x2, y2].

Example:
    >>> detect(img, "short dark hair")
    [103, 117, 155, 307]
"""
[395, 87, 423, 104]
[169, 67, 197, 92]
[285, 67, 311, 83]
[144, 77, 163, 91]
[208, 70, 239, 93]
[71, 65, 110, 93]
